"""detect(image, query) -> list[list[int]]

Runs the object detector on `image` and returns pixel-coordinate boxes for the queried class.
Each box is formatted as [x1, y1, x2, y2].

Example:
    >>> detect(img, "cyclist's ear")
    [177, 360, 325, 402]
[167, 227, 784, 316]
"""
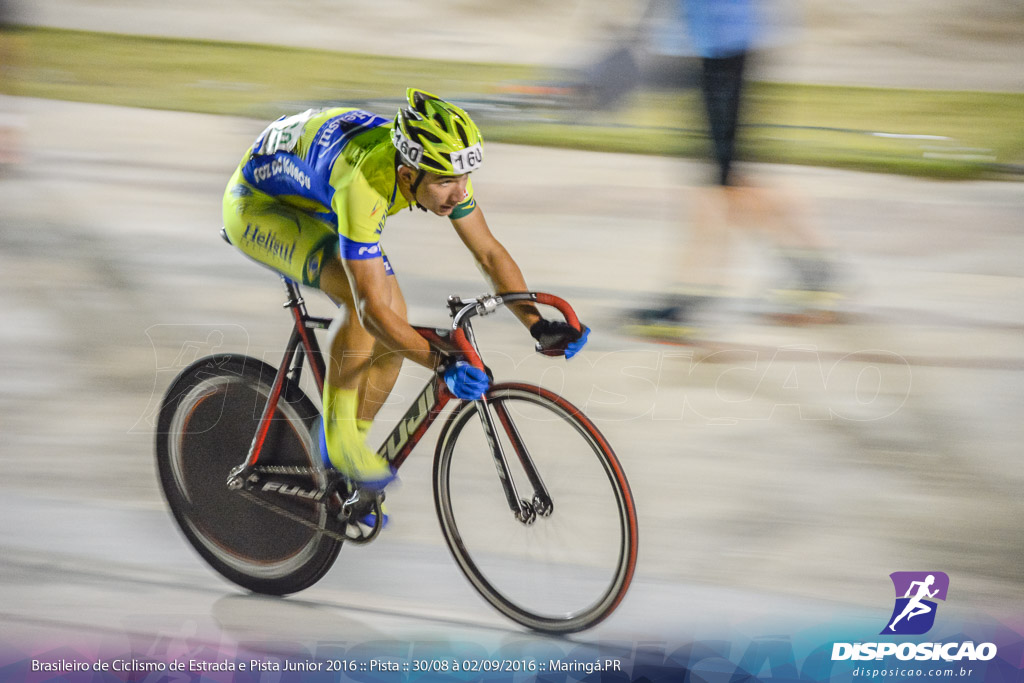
[396, 164, 416, 184]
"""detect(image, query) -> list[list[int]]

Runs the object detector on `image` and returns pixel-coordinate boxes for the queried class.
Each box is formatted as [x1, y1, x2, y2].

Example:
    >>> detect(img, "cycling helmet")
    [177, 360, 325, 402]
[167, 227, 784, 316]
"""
[392, 88, 484, 176]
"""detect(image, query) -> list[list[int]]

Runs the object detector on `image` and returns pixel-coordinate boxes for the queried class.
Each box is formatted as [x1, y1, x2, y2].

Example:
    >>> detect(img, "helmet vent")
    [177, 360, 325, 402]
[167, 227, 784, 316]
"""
[412, 90, 434, 115]
[417, 129, 443, 144]
[454, 120, 470, 148]
[419, 156, 445, 172]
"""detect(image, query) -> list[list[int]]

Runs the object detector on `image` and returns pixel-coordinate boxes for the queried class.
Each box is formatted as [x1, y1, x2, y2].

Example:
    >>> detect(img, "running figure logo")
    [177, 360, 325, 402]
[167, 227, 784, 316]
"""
[882, 572, 949, 635]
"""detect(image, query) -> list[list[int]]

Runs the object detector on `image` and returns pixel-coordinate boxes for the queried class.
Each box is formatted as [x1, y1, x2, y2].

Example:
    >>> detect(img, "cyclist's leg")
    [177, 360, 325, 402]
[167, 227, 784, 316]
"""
[224, 170, 399, 485]
[318, 257, 378, 392]
[316, 255, 404, 486]
[317, 257, 406, 422]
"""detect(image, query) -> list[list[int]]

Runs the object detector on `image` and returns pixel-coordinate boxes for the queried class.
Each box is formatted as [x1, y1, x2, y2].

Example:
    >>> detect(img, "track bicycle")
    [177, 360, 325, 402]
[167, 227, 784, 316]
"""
[155, 275, 638, 633]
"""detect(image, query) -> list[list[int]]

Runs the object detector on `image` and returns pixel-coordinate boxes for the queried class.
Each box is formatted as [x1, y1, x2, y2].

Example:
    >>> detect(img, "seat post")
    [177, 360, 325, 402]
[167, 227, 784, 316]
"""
[280, 276, 305, 311]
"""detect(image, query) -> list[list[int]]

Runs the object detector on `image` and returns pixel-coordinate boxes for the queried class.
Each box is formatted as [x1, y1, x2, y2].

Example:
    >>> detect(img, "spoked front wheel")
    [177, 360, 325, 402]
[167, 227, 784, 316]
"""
[155, 354, 340, 595]
[433, 382, 638, 633]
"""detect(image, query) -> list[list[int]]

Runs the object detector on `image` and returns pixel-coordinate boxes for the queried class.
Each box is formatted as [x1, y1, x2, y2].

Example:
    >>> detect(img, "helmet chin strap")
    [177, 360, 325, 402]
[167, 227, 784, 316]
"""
[409, 168, 428, 212]
[395, 152, 429, 212]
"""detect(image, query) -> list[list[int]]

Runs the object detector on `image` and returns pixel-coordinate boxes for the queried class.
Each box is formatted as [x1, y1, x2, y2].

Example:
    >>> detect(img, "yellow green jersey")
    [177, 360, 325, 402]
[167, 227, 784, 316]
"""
[238, 107, 476, 262]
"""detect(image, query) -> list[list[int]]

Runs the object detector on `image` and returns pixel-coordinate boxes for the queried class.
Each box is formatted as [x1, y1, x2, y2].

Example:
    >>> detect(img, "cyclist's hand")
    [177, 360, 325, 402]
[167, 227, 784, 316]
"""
[530, 319, 590, 359]
[441, 360, 490, 400]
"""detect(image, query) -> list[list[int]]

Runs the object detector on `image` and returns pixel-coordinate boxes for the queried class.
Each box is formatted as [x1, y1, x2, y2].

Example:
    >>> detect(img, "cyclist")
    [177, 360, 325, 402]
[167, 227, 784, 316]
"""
[222, 88, 589, 491]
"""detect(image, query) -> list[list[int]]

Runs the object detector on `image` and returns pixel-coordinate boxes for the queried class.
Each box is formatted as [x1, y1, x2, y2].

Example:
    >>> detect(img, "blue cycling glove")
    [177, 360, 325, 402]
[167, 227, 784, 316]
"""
[442, 360, 490, 400]
[530, 320, 590, 359]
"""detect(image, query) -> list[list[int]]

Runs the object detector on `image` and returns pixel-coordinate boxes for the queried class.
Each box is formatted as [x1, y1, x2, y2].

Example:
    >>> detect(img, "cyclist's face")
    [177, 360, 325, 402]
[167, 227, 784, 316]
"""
[413, 171, 470, 217]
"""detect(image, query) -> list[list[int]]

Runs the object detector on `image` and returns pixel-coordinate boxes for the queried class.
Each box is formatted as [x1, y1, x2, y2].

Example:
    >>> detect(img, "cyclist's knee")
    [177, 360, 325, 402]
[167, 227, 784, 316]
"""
[319, 257, 356, 305]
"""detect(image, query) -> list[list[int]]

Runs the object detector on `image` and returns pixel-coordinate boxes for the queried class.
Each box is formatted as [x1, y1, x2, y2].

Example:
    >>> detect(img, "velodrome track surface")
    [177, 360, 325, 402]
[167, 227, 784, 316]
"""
[0, 99, 1022, 657]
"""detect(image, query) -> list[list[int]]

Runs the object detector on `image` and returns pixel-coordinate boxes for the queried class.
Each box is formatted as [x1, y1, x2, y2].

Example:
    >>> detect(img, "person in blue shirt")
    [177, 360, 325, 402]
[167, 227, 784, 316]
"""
[627, 0, 839, 341]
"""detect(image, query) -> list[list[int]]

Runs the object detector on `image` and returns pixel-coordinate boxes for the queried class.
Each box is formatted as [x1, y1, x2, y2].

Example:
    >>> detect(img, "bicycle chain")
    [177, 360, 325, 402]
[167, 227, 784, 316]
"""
[252, 464, 320, 477]
[235, 467, 381, 544]
[235, 488, 352, 543]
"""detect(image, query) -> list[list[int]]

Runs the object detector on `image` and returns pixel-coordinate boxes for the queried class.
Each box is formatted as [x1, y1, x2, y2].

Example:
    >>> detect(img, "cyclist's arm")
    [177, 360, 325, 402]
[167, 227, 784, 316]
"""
[334, 179, 436, 368]
[343, 257, 437, 369]
[450, 205, 543, 329]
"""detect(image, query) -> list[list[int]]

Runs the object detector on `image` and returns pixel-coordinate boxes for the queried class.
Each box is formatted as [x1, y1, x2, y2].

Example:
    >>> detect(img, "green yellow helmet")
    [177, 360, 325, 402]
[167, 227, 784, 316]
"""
[392, 88, 484, 176]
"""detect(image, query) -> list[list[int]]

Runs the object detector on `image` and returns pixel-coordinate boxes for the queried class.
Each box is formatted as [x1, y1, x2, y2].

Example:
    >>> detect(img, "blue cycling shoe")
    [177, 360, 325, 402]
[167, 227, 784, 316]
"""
[316, 414, 397, 491]
[313, 416, 393, 528]
[358, 503, 389, 529]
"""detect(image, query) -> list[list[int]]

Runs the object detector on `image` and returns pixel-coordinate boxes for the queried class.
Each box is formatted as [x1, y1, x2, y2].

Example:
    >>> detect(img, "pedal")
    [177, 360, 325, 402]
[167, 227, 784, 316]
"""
[339, 487, 383, 523]
[334, 488, 386, 543]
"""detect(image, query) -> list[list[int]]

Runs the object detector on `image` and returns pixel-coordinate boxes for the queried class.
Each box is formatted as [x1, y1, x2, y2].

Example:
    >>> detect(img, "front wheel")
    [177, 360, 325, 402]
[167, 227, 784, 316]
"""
[433, 383, 638, 633]
[155, 354, 341, 595]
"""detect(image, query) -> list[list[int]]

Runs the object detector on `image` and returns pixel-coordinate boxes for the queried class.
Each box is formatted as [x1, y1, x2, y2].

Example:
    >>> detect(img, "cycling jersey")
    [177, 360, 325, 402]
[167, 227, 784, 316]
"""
[223, 107, 477, 286]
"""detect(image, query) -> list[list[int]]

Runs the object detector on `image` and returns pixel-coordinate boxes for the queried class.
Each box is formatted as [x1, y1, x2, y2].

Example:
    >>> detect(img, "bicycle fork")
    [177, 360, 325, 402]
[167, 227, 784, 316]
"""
[474, 396, 553, 525]
[456, 312, 553, 526]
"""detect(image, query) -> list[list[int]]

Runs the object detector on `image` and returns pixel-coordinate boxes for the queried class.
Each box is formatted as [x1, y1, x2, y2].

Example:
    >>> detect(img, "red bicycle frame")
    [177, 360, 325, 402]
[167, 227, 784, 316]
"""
[238, 277, 583, 500]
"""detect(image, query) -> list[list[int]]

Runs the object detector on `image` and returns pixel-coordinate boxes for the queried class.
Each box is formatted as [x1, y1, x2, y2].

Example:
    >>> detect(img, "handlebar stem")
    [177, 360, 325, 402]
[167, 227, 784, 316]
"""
[443, 292, 581, 372]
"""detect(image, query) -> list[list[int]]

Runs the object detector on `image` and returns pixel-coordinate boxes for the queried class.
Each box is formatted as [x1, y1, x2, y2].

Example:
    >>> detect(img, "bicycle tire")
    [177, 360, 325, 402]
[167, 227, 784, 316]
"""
[155, 353, 341, 595]
[433, 382, 638, 633]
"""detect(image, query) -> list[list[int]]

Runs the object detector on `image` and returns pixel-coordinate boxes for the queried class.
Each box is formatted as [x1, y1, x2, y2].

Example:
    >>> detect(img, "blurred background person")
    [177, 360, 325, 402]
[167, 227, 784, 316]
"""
[626, 0, 840, 342]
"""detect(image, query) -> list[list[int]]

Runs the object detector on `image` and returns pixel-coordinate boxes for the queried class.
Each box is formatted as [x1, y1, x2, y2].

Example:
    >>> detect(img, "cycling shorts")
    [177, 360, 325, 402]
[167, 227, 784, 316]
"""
[222, 166, 393, 288]
[699, 52, 747, 186]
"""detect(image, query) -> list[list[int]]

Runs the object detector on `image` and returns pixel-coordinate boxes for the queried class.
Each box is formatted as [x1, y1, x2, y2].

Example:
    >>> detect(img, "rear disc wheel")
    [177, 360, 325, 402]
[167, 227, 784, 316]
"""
[156, 354, 340, 595]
